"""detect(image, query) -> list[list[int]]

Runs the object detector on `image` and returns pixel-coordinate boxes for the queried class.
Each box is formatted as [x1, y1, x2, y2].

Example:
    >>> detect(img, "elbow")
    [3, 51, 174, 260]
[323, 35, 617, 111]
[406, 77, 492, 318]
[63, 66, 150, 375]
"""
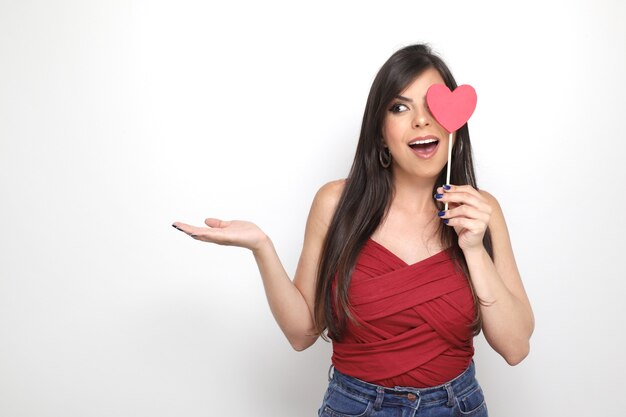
[504, 342, 530, 366]
[289, 334, 319, 352]
[291, 343, 309, 352]
[290, 339, 309, 352]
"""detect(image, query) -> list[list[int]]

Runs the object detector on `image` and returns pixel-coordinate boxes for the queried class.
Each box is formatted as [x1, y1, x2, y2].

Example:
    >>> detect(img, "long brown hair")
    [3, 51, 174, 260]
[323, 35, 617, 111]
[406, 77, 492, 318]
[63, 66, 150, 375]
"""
[313, 44, 494, 342]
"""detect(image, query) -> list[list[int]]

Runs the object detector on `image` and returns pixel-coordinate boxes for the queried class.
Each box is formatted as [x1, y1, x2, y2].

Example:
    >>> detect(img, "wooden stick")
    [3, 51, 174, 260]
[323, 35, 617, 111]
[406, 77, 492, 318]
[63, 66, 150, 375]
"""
[445, 132, 452, 211]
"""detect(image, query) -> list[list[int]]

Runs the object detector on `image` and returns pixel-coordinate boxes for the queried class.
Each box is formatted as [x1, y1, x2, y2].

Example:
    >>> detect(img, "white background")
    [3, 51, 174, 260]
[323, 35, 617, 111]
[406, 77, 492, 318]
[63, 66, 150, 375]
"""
[1, 0, 625, 416]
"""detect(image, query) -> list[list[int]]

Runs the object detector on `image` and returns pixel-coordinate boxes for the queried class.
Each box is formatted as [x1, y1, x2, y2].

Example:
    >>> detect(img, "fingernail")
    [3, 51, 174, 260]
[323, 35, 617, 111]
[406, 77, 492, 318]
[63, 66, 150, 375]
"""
[443, 184, 451, 190]
[443, 219, 449, 224]
[435, 193, 443, 199]
[438, 211, 445, 217]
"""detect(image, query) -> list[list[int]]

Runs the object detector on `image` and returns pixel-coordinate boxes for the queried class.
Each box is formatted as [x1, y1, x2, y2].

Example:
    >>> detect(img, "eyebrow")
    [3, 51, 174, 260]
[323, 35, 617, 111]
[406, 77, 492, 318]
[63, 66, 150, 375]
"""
[395, 95, 414, 102]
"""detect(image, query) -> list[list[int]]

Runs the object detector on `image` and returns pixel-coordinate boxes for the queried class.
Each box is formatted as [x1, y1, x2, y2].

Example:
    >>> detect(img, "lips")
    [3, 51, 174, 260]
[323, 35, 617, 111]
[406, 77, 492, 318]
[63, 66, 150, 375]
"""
[408, 135, 440, 159]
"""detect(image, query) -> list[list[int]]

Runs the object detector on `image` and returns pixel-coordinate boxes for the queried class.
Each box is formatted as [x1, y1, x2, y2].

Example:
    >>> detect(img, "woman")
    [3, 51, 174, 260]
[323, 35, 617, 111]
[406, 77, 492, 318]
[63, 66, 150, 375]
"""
[172, 44, 534, 417]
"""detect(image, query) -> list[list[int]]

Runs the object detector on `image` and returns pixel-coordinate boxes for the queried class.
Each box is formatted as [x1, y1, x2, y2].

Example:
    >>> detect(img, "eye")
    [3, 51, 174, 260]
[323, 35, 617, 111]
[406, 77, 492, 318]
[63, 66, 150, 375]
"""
[389, 103, 409, 113]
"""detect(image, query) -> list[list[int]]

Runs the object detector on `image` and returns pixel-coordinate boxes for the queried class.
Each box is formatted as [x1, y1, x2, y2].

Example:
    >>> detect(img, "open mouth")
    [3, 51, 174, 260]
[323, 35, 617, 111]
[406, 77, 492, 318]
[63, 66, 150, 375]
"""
[408, 139, 439, 158]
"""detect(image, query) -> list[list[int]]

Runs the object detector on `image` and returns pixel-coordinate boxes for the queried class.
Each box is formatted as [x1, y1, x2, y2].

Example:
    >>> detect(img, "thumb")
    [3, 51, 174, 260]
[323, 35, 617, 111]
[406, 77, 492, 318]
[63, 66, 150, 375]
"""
[204, 218, 229, 228]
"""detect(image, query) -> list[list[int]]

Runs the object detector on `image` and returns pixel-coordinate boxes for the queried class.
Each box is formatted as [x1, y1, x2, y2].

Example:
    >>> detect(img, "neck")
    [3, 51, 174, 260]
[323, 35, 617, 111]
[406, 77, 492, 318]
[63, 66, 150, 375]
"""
[389, 171, 439, 214]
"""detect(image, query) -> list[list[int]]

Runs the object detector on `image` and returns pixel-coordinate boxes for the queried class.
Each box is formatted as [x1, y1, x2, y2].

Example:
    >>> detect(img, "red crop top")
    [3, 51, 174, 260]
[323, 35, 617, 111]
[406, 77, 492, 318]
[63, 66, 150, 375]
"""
[331, 238, 476, 388]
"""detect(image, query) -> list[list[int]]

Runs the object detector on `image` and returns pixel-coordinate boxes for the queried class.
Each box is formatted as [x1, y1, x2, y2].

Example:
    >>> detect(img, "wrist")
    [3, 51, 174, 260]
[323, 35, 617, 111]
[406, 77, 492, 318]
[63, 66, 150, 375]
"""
[462, 245, 488, 259]
[251, 233, 272, 256]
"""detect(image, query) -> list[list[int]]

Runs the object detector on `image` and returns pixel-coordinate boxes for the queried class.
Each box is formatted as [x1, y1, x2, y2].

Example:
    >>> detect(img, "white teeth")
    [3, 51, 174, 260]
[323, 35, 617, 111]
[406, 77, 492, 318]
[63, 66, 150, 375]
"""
[409, 138, 438, 145]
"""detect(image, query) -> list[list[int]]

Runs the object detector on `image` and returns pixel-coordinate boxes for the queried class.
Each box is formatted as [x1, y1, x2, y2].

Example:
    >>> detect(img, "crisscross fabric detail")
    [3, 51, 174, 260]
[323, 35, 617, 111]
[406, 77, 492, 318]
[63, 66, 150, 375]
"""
[331, 238, 476, 388]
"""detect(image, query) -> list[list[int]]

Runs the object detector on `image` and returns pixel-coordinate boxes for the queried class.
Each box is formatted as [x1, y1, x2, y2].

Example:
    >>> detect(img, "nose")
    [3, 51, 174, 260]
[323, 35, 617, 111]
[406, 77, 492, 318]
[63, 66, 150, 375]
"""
[413, 105, 431, 128]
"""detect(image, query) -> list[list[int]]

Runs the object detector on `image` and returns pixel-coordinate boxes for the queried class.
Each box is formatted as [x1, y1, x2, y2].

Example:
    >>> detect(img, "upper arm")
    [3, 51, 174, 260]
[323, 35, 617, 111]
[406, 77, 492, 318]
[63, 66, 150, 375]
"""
[481, 190, 535, 335]
[293, 179, 345, 332]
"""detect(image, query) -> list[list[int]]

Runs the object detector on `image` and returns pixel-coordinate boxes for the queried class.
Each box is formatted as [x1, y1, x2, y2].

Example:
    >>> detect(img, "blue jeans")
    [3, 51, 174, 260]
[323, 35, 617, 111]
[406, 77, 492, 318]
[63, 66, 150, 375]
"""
[318, 360, 488, 417]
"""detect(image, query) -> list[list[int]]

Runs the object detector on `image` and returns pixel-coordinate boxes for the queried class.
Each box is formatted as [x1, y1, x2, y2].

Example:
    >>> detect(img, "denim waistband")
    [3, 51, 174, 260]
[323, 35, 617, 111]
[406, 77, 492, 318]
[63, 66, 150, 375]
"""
[328, 359, 477, 408]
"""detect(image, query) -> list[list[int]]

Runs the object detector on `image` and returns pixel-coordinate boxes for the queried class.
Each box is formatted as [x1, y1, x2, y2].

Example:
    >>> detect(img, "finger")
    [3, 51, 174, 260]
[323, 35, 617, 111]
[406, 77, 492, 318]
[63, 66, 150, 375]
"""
[205, 218, 230, 228]
[443, 216, 486, 232]
[172, 222, 192, 233]
[172, 222, 204, 236]
[439, 204, 490, 224]
[441, 184, 482, 198]
[191, 226, 230, 244]
[436, 190, 488, 211]
[441, 185, 489, 209]
[434, 196, 459, 213]
[447, 186, 492, 214]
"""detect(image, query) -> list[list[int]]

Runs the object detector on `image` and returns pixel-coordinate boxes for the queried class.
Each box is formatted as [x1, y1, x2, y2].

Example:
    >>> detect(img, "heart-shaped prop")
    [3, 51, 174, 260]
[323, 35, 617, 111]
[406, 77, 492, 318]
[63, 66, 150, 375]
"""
[426, 84, 477, 133]
[425, 83, 477, 212]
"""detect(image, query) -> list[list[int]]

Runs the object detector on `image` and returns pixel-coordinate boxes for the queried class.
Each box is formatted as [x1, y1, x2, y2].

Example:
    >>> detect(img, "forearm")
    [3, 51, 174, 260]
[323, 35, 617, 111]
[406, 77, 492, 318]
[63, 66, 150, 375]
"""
[464, 247, 533, 365]
[251, 236, 318, 350]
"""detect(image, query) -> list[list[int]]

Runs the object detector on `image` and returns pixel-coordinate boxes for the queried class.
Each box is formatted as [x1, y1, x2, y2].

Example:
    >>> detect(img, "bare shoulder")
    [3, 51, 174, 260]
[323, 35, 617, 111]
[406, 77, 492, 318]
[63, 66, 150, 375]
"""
[310, 178, 346, 226]
[477, 189, 498, 211]
[316, 178, 346, 203]
[477, 189, 510, 239]
[477, 188, 509, 248]
[304, 178, 347, 262]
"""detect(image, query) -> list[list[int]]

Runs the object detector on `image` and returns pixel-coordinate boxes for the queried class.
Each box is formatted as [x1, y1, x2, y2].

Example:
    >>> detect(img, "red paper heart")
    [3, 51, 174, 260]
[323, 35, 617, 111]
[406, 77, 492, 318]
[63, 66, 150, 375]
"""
[426, 84, 477, 132]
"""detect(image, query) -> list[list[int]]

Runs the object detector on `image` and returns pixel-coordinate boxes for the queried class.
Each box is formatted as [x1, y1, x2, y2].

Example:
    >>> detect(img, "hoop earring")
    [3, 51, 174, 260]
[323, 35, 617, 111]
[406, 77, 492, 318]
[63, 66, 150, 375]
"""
[379, 147, 391, 168]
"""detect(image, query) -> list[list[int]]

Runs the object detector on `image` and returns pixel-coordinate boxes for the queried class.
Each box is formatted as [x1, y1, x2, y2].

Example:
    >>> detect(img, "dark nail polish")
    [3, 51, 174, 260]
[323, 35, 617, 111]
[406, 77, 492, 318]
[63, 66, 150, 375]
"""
[443, 184, 451, 190]
[443, 219, 449, 224]
[435, 193, 443, 199]
[172, 224, 181, 230]
[438, 211, 445, 217]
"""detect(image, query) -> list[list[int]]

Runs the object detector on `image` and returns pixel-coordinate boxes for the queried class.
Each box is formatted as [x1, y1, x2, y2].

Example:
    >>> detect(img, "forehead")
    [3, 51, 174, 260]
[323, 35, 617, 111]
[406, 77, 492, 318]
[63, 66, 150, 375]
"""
[398, 67, 446, 98]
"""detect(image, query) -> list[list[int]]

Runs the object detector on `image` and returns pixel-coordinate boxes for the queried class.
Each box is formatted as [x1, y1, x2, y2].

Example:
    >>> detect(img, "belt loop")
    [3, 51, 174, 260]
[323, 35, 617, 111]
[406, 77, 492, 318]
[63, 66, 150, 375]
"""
[373, 386, 385, 411]
[328, 364, 334, 382]
[444, 383, 455, 407]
